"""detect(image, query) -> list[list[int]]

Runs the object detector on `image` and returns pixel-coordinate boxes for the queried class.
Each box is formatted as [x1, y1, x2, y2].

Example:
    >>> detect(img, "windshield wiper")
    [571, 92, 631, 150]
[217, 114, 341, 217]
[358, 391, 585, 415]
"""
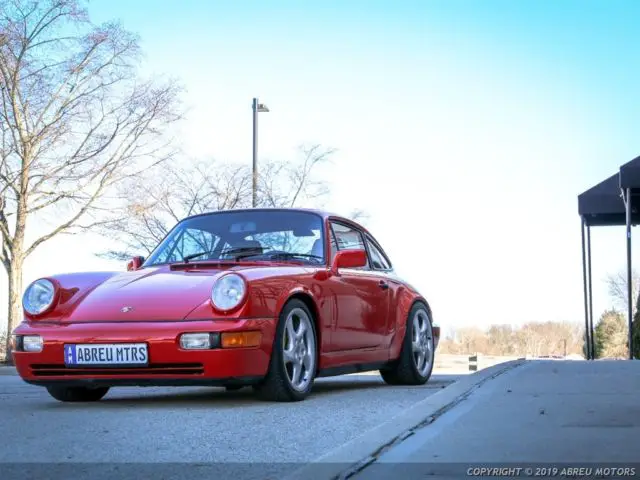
[268, 252, 323, 262]
[182, 249, 320, 264]
[220, 246, 265, 260]
[182, 251, 210, 263]
[181, 246, 266, 263]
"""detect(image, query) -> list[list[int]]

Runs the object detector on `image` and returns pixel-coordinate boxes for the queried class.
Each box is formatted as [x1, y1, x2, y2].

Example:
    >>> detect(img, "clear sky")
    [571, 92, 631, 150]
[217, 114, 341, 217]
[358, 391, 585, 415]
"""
[3, 0, 640, 333]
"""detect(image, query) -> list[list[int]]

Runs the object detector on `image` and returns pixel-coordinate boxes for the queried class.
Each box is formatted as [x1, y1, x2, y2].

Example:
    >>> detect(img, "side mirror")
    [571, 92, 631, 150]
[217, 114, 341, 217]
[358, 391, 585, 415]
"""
[127, 256, 145, 271]
[332, 249, 367, 272]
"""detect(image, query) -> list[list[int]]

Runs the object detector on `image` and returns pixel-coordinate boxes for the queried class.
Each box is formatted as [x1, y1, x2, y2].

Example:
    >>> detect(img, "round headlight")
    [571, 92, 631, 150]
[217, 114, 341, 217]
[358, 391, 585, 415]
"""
[23, 279, 56, 315]
[211, 273, 247, 311]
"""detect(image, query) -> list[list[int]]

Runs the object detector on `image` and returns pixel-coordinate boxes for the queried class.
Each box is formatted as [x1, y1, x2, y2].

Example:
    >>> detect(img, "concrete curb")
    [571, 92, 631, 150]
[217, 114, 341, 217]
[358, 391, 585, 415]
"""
[0, 366, 17, 376]
[284, 358, 527, 480]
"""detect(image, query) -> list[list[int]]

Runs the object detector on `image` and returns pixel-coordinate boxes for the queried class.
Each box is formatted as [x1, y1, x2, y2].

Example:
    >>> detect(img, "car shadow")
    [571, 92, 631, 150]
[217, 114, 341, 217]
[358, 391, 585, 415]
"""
[38, 375, 456, 409]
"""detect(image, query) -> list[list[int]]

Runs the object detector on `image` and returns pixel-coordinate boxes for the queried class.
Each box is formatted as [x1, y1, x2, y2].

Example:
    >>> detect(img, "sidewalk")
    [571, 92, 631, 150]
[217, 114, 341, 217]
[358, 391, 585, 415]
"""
[353, 360, 640, 479]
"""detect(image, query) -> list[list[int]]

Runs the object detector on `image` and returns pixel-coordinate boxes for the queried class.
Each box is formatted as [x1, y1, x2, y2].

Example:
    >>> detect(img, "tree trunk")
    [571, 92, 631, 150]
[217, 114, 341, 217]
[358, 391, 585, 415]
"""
[4, 258, 24, 364]
[632, 291, 640, 359]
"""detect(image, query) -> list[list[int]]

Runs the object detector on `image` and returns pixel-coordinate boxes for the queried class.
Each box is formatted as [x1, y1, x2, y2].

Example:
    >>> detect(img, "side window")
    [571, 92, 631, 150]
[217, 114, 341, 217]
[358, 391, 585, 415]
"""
[366, 237, 392, 270]
[330, 222, 369, 269]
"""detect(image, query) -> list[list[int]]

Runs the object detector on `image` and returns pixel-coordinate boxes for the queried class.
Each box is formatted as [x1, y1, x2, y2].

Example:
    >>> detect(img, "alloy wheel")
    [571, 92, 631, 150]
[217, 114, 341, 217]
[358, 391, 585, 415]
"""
[282, 307, 316, 391]
[411, 308, 434, 377]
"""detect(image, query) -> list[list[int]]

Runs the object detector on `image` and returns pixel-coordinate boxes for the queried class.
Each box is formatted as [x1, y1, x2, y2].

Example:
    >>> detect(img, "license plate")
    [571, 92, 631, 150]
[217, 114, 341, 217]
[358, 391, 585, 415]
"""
[64, 343, 149, 367]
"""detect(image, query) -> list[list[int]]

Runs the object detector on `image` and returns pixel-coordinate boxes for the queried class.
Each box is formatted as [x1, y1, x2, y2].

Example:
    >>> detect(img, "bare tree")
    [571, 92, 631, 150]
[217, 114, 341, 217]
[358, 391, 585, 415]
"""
[486, 324, 515, 355]
[98, 158, 251, 260]
[0, 0, 182, 360]
[605, 269, 640, 314]
[349, 208, 370, 225]
[257, 144, 369, 227]
[258, 144, 334, 208]
[99, 144, 368, 259]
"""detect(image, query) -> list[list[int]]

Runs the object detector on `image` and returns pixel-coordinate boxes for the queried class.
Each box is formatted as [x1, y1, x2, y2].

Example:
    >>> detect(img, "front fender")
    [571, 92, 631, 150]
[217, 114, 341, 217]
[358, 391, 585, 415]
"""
[22, 271, 120, 323]
[271, 281, 333, 354]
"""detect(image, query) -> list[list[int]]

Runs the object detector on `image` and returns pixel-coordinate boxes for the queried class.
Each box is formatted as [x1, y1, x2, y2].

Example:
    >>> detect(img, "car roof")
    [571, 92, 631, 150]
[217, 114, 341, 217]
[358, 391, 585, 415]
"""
[181, 208, 369, 233]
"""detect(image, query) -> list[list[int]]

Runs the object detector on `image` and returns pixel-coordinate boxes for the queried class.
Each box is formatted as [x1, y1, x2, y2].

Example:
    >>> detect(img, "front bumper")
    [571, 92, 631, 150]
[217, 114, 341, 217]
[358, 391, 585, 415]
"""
[11, 318, 276, 388]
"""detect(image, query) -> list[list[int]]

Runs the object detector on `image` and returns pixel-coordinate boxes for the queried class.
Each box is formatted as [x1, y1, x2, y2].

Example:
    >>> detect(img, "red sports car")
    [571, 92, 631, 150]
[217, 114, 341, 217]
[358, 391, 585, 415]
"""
[11, 208, 440, 402]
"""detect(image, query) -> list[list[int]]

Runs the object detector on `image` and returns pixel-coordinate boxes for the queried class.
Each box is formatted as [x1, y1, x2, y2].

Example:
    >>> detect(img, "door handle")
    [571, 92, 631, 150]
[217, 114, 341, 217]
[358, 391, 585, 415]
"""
[379, 280, 389, 290]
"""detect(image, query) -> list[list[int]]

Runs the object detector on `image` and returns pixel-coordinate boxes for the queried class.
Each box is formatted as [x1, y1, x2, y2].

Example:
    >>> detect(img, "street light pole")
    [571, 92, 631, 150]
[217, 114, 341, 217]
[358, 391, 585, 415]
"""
[252, 97, 269, 208]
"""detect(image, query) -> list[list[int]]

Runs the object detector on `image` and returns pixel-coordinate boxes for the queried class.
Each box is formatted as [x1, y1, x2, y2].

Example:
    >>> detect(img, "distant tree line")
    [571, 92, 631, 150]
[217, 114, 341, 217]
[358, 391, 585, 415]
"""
[437, 270, 640, 360]
[437, 321, 584, 357]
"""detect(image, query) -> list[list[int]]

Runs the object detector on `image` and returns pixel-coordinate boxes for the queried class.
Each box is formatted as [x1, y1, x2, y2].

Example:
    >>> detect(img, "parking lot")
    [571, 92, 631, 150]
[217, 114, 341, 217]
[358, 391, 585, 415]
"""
[0, 371, 460, 479]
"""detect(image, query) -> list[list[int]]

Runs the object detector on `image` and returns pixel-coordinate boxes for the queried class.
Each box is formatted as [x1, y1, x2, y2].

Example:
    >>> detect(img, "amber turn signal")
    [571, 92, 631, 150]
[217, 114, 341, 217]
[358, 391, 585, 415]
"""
[220, 331, 262, 348]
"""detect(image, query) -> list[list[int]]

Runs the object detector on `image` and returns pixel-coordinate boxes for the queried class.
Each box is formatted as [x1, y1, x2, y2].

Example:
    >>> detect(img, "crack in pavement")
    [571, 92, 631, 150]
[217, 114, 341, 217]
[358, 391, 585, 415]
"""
[333, 360, 527, 480]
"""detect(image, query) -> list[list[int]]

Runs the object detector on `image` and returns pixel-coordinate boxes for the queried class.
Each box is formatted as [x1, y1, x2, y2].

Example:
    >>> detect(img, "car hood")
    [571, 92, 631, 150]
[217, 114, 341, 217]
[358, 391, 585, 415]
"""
[64, 267, 225, 323]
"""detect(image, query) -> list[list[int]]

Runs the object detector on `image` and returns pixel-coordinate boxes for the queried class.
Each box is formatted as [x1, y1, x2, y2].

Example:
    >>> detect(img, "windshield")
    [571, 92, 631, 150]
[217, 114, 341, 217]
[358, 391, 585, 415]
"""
[143, 210, 325, 267]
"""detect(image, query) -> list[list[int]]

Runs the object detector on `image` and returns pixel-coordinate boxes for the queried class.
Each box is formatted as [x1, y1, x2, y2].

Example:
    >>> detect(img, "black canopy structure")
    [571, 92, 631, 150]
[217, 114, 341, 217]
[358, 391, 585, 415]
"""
[578, 155, 640, 360]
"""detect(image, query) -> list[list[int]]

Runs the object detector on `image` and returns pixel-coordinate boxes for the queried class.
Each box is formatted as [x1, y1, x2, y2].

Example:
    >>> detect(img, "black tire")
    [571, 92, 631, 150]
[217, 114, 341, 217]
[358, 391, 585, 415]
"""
[380, 302, 435, 385]
[46, 386, 110, 402]
[253, 299, 317, 402]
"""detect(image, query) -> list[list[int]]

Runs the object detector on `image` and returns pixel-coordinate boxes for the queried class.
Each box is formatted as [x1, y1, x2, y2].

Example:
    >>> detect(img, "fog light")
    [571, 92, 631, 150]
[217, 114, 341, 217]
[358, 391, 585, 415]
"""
[22, 335, 43, 352]
[180, 333, 213, 350]
[221, 331, 262, 348]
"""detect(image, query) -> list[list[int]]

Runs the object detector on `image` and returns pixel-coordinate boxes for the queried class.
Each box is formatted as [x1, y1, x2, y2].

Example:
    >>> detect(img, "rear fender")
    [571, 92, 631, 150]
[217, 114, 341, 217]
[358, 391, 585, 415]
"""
[388, 289, 435, 360]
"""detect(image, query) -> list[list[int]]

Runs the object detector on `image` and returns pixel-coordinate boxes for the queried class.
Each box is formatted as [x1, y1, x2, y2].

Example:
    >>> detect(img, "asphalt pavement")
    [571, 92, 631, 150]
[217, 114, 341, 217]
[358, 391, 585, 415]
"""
[0, 370, 460, 480]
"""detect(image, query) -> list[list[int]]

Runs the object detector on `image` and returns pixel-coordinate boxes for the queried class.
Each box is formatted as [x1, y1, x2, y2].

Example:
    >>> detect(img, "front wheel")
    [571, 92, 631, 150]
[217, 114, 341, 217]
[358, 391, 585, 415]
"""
[253, 299, 318, 402]
[380, 302, 435, 385]
[46, 386, 110, 402]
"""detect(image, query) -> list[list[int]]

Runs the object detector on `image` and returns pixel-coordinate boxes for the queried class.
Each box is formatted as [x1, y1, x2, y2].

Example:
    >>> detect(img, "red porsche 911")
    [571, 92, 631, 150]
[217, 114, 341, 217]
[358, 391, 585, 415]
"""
[11, 208, 440, 402]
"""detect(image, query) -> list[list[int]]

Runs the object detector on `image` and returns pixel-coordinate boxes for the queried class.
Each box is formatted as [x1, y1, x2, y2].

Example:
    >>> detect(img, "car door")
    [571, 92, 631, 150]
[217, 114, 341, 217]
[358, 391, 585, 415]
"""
[362, 233, 400, 348]
[327, 221, 391, 351]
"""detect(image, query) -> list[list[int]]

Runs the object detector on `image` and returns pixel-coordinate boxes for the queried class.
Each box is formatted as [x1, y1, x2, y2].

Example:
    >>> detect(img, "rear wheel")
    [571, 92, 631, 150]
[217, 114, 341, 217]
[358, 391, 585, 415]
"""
[46, 386, 110, 402]
[253, 299, 317, 402]
[380, 302, 434, 385]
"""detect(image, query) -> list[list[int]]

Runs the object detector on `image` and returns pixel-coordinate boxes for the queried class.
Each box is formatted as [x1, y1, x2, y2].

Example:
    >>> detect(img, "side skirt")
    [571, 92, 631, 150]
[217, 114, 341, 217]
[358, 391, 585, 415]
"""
[316, 361, 391, 378]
